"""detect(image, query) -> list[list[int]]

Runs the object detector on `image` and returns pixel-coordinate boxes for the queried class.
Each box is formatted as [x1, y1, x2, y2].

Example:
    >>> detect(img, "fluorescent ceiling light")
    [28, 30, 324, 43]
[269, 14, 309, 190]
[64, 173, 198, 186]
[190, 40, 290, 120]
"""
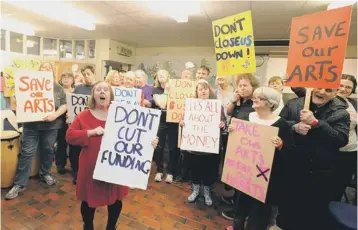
[5, 1, 96, 31]
[327, 1, 356, 10]
[0, 16, 36, 35]
[139, 1, 200, 23]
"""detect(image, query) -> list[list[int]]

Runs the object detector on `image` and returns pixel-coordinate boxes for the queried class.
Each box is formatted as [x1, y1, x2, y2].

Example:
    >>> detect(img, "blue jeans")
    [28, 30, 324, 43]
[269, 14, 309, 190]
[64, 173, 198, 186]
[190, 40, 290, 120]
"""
[13, 127, 58, 186]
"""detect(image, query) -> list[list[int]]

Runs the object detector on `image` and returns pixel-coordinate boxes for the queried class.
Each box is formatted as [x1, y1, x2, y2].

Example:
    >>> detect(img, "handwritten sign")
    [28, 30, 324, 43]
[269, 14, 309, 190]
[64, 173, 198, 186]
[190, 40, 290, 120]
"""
[212, 10, 256, 76]
[93, 102, 161, 190]
[166, 79, 196, 123]
[112, 87, 142, 106]
[14, 70, 55, 123]
[180, 99, 222, 154]
[221, 118, 278, 203]
[66, 93, 90, 123]
[286, 6, 352, 88]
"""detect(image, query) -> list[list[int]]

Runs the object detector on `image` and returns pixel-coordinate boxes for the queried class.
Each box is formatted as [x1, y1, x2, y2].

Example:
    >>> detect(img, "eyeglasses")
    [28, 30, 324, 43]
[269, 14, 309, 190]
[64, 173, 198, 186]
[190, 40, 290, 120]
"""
[252, 97, 267, 101]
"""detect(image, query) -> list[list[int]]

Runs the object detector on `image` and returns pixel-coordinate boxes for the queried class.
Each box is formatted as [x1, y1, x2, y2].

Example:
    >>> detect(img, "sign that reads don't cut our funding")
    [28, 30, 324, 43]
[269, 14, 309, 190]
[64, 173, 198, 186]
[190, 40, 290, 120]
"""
[93, 102, 161, 190]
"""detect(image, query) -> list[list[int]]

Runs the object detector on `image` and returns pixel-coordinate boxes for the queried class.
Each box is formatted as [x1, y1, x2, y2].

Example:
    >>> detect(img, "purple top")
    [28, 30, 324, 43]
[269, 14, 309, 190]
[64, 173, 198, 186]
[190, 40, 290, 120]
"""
[139, 84, 154, 106]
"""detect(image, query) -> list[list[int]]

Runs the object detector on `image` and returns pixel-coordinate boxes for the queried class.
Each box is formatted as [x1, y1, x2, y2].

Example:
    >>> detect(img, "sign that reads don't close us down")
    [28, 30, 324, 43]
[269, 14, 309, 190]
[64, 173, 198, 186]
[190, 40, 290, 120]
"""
[93, 102, 161, 190]
[15, 70, 55, 123]
[285, 6, 352, 89]
[212, 10, 256, 76]
[66, 93, 90, 123]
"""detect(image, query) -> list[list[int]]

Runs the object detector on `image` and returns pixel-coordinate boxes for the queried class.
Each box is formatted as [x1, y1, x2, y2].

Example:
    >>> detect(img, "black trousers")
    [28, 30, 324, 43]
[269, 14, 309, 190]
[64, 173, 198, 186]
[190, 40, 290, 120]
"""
[277, 172, 337, 230]
[55, 123, 68, 169]
[332, 151, 357, 202]
[81, 200, 122, 230]
[233, 193, 272, 230]
[190, 153, 218, 186]
[69, 145, 81, 178]
[153, 121, 180, 175]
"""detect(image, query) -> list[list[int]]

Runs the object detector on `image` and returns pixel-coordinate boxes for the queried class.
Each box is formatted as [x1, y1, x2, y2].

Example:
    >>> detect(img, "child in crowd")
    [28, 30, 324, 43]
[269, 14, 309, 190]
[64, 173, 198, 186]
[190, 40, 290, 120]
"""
[180, 79, 226, 206]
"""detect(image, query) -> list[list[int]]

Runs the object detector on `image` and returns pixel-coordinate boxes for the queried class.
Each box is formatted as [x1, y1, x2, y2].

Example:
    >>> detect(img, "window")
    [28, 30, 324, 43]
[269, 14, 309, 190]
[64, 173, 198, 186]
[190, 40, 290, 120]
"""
[1, 30, 6, 51]
[43, 38, 57, 57]
[60, 40, 72, 59]
[26, 36, 40, 55]
[75, 40, 85, 60]
[88, 40, 95, 58]
[10, 32, 23, 53]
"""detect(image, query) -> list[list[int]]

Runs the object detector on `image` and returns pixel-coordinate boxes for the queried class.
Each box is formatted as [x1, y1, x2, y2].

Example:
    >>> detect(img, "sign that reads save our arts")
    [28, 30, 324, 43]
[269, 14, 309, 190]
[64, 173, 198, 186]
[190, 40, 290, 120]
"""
[285, 6, 352, 88]
[166, 79, 196, 123]
[212, 10, 256, 76]
[180, 98, 222, 154]
[221, 118, 278, 203]
[66, 93, 90, 123]
[14, 70, 55, 123]
[93, 102, 161, 190]
[112, 87, 142, 106]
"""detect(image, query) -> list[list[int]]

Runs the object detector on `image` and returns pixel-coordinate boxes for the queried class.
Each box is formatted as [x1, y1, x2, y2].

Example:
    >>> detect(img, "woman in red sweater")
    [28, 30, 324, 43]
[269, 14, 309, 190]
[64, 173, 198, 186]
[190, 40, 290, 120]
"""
[66, 81, 158, 230]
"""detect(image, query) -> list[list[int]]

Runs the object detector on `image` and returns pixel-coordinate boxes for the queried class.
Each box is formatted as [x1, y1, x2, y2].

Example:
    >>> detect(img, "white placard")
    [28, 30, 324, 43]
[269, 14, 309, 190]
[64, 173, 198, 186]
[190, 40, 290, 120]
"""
[180, 98, 222, 154]
[93, 102, 161, 190]
[15, 70, 55, 123]
[112, 87, 142, 106]
[66, 93, 90, 123]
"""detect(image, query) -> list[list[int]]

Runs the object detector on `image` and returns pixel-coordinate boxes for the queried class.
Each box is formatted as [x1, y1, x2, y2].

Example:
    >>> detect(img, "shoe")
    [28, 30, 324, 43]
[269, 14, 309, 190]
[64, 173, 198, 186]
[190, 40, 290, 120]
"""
[203, 186, 213, 206]
[225, 226, 234, 230]
[5, 185, 26, 200]
[165, 174, 173, 184]
[221, 209, 235, 221]
[221, 195, 235, 205]
[73, 172, 77, 185]
[57, 167, 66, 175]
[154, 173, 163, 182]
[188, 184, 200, 203]
[41, 174, 56, 186]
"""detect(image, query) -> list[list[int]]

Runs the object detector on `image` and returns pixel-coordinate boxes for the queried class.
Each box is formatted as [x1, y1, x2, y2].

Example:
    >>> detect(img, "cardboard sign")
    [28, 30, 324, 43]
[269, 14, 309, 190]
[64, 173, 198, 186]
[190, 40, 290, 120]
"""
[180, 99, 222, 154]
[93, 102, 161, 190]
[286, 6, 352, 88]
[166, 79, 196, 123]
[66, 93, 90, 123]
[112, 87, 142, 106]
[221, 118, 278, 203]
[212, 10, 256, 76]
[14, 70, 55, 123]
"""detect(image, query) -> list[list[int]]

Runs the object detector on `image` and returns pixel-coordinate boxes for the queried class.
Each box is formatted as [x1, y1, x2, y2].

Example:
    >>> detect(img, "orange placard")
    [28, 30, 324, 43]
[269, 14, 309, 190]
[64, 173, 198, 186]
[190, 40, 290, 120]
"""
[285, 6, 352, 89]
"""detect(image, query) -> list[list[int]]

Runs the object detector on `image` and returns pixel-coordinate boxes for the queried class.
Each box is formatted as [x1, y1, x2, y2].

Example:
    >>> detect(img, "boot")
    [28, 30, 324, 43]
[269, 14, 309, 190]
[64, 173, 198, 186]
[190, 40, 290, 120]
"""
[203, 186, 213, 206]
[188, 184, 200, 203]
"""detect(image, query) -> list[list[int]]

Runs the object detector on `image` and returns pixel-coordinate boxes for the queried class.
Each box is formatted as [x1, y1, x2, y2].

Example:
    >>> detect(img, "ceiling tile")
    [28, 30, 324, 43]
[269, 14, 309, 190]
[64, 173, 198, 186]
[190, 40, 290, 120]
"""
[105, 1, 148, 13]
[203, 1, 250, 21]
[251, 1, 306, 15]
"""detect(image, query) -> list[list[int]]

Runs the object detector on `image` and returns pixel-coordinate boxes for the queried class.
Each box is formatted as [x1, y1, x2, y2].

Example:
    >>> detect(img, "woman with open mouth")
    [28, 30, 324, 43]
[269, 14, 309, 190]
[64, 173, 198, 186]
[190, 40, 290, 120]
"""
[66, 81, 159, 230]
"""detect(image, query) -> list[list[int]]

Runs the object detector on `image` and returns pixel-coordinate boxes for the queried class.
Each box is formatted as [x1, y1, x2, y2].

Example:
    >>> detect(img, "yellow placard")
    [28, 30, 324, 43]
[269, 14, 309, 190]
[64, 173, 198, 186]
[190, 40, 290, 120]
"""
[212, 10, 256, 76]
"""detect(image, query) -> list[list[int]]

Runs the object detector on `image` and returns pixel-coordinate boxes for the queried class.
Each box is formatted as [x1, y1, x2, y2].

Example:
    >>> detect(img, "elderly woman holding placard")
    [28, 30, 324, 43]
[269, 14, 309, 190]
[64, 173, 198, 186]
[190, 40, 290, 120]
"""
[226, 87, 294, 230]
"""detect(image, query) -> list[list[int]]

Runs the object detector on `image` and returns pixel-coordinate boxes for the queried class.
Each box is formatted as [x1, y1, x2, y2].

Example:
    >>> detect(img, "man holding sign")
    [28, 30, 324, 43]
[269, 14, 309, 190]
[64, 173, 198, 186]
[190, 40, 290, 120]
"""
[6, 62, 67, 200]
[277, 6, 352, 230]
